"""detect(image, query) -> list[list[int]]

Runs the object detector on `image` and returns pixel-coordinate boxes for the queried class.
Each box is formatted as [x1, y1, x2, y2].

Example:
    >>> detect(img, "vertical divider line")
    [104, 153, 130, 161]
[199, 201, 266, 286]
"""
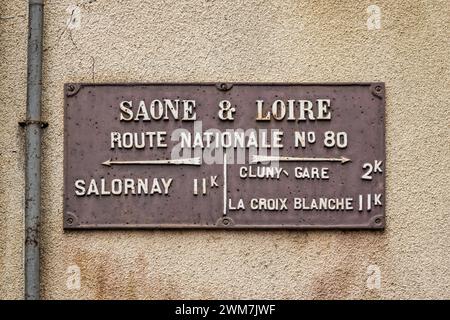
[223, 152, 227, 216]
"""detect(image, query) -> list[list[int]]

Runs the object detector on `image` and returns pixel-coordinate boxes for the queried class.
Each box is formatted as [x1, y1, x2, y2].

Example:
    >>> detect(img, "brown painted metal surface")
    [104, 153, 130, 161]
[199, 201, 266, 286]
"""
[64, 83, 385, 229]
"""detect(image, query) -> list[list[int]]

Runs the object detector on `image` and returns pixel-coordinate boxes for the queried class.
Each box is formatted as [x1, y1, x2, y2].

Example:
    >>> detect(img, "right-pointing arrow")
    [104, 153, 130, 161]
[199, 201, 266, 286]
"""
[251, 155, 351, 164]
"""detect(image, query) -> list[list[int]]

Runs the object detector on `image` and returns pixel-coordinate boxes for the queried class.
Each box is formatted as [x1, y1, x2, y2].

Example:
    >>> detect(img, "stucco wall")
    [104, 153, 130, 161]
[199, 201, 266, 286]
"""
[0, 0, 449, 299]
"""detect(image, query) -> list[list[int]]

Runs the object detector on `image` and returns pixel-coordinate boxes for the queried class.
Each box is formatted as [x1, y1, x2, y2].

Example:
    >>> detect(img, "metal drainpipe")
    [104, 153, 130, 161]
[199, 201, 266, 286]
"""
[20, 0, 46, 300]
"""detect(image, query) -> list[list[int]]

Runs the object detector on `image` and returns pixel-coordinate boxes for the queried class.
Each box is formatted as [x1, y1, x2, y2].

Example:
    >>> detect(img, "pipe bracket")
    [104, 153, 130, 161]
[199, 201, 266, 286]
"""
[19, 120, 48, 128]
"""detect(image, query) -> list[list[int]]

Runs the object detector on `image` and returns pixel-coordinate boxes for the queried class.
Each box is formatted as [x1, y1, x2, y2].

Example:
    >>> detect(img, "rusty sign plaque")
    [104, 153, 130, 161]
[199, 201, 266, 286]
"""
[64, 83, 385, 229]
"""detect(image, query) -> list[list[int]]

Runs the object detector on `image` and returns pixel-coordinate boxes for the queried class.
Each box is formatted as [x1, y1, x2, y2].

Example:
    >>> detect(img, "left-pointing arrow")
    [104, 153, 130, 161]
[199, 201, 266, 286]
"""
[102, 157, 201, 167]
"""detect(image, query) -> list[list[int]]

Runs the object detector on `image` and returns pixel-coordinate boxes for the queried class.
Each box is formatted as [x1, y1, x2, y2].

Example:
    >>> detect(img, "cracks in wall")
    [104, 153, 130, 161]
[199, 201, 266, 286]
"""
[90, 56, 95, 82]
[44, 12, 72, 52]
[80, 0, 97, 5]
[68, 31, 79, 50]
[0, 15, 26, 20]
[44, 0, 99, 82]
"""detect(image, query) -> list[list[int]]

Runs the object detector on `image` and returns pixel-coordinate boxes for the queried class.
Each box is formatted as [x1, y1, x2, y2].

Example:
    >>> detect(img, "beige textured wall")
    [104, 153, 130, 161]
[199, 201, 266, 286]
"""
[1, 0, 449, 299]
